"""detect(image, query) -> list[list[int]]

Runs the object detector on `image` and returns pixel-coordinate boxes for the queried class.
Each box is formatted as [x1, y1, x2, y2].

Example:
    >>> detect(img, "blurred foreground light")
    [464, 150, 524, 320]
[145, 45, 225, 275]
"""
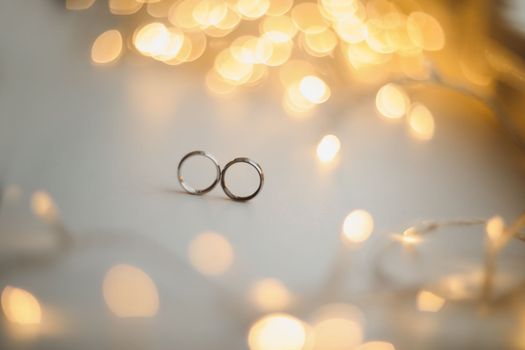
[250, 278, 292, 312]
[103, 264, 159, 318]
[193, 0, 228, 26]
[267, 0, 293, 16]
[316, 135, 341, 163]
[1, 286, 42, 325]
[109, 0, 143, 15]
[406, 12, 445, 52]
[260, 15, 297, 43]
[356, 341, 396, 350]
[31, 191, 58, 222]
[66, 0, 96, 10]
[292, 2, 328, 34]
[407, 103, 435, 140]
[91, 30, 123, 65]
[188, 231, 234, 276]
[342, 210, 374, 244]
[299, 76, 330, 104]
[486, 216, 505, 248]
[236, 0, 270, 20]
[134, 22, 171, 57]
[248, 313, 307, 350]
[417, 290, 445, 312]
[312, 317, 362, 350]
[375, 83, 409, 119]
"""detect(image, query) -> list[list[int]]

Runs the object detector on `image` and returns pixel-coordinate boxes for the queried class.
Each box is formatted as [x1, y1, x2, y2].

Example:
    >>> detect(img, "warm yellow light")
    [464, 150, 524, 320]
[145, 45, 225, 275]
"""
[236, 0, 270, 20]
[231, 36, 273, 65]
[188, 231, 234, 276]
[215, 49, 254, 83]
[109, 0, 143, 15]
[168, 0, 200, 30]
[102, 264, 159, 318]
[334, 19, 366, 44]
[375, 83, 409, 119]
[366, 19, 396, 54]
[134, 22, 171, 56]
[1, 286, 42, 325]
[417, 290, 445, 312]
[408, 103, 434, 140]
[91, 30, 123, 65]
[250, 278, 292, 312]
[291, 3, 328, 34]
[260, 15, 297, 43]
[356, 341, 396, 350]
[401, 227, 421, 245]
[193, 0, 228, 26]
[267, 0, 293, 16]
[316, 134, 341, 162]
[486, 216, 505, 246]
[215, 7, 241, 30]
[320, 0, 362, 22]
[303, 29, 338, 57]
[248, 313, 306, 350]
[346, 42, 392, 69]
[66, 0, 96, 10]
[152, 27, 185, 62]
[31, 191, 58, 222]
[206, 69, 237, 96]
[184, 31, 208, 62]
[342, 209, 374, 244]
[147, 0, 175, 18]
[312, 317, 363, 350]
[279, 60, 315, 87]
[406, 12, 445, 52]
[299, 76, 330, 104]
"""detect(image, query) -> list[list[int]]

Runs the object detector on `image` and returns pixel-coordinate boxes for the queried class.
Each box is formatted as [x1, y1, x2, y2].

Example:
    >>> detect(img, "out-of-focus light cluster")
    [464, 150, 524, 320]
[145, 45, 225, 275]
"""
[76, 0, 445, 117]
[1, 286, 42, 325]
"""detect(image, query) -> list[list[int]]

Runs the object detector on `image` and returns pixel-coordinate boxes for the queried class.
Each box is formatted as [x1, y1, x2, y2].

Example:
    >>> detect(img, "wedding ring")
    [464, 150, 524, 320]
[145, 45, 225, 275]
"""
[220, 158, 264, 201]
[178, 151, 221, 195]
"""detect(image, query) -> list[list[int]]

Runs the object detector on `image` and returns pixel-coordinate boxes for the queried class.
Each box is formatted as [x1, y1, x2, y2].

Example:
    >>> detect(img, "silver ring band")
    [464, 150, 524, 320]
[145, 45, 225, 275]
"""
[220, 157, 264, 201]
[178, 151, 221, 195]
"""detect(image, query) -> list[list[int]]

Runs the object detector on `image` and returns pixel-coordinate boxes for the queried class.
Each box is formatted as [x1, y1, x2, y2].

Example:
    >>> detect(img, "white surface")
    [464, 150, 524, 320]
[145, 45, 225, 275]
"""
[1, 1, 525, 349]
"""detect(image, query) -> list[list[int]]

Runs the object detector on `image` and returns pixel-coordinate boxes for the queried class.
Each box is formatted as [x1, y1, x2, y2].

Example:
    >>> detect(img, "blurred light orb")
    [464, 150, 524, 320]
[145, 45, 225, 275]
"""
[91, 30, 123, 65]
[250, 278, 292, 311]
[134, 22, 171, 56]
[291, 2, 328, 34]
[316, 134, 341, 162]
[486, 216, 505, 245]
[109, 0, 143, 15]
[342, 209, 374, 244]
[267, 0, 293, 16]
[406, 12, 445, 51]
[188, 231, 234, 276]
[356, 341, 396, 350]
[66, 0, 96, 10]
[303, 29, 338, 57]
[193, 0, 228, 26]
[260, 15, 297, 43]
[1, 286, 42, 325]
[236, 0, 270, 20]
[248, 313, 307, 350]
[375, 83, 409, 119]
[31, 191, 58, 221]
[408, 103, 435, 140]
[102, 264, 159, 318]
[299, 76, 330, 104]
[417, 290, 445, 312]
[312, 317, 363, 350]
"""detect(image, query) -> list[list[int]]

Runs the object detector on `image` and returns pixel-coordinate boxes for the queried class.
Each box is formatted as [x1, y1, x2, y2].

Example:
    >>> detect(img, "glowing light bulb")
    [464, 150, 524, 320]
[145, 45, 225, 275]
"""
[375, 83, 409, 119]
[102, 264, 159, 318]
[417, 290, 445, 312]
[248, 313, 307, 350]
[316, 135, 341, 163]
[91, 30, 123, 64]
[299, 75, 330, 104]
[408, 103, 435, 140]
[342, 210, 374, 244]
[250, 278, 292, 311]
[188, 231, 234, 276]
[1, 286, 42, 325]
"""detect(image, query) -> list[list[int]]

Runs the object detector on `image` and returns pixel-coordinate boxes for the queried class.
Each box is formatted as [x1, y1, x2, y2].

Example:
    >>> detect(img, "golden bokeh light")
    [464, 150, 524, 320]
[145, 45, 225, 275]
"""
[316, 134, 341, 162]
[206, 69, 237, 96]
[267, 0, 293, 16]
[152, 27, 186, 62]
[417, 290, 445, 312]
[193, 0, 228, 27]
[303, 28, 338, 57]
[356, 341, 396, 350]
[291, 2, 328, 34]
[406, 12, 445, 52]
[236, 0, 270, 20]
[109, 0, 143, 15]
[188, 231, 234, 276]
[169, 0, 200, 30]
[260, 15, 297, 43]
[375, 83, 409, 119]
[312, 317, 363, 350]
[147, 0, 176, 18]
[279, 60, 315, 87]
[407, 103, 435, 140]
[486, 216, 505, 247]
[134, 22, 171, 57]
[299, 75, 330, 104]
[250, 278, 292, 312]
[1, 286, 42, 325]
[215, 48, 254, 83]
[320, 0, 362, 22]
[248, 313, 307, 350]
[102, 264, 160, 318]
[66, 0, 96, 10]
[31, 190, 58, 222]
[91, 30, 123, 65]
[342, 209, 374, 244]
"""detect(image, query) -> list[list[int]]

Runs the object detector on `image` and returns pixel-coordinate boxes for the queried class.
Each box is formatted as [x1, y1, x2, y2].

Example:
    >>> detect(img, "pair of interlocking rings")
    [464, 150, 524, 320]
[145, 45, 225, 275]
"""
[177, 150, 264, 201]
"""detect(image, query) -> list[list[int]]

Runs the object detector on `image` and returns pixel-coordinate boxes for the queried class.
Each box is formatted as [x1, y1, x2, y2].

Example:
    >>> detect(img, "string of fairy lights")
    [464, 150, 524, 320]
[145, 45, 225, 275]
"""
[1, 0, 525, 349]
